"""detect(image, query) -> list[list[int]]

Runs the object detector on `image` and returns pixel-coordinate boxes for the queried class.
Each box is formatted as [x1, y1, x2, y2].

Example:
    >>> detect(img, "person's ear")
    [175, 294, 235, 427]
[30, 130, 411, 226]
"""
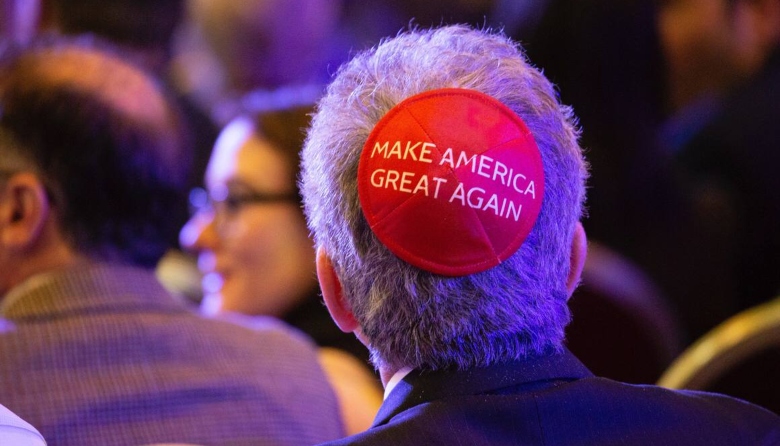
[316, 246, 359, 333]
[566, 221, 588, 296]
[0, 172, 50, 250]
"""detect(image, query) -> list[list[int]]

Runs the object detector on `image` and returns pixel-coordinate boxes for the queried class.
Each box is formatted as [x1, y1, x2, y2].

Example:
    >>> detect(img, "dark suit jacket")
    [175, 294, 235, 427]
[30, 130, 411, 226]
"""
[320, 349, 780, 445]
[0, 264, 343, 446]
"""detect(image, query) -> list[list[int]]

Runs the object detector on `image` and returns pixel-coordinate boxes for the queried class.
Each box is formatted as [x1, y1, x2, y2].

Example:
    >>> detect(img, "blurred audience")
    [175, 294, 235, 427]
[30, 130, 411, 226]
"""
[0, 38, 342, 445]
[174, 0, 503, 126]
[36, 0, 224, 310]
[487, 0, 780, 347]
[336, 0, 496, 62]
[651, 0, 780, 340]
[179, 106, 382, 434]
[506, 0, 669, 251]
[38, 0, 219, 203]
[175, 0, 344, 125]
[658, 0, 776, 115]
[485, 0, 690, 367]
[38, 0, 183, 76]
[0, 0, 39, 44]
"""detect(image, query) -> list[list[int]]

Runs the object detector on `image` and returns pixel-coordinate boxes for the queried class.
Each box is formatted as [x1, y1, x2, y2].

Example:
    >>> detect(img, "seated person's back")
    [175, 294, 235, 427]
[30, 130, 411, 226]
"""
[0, 38, 343, 445]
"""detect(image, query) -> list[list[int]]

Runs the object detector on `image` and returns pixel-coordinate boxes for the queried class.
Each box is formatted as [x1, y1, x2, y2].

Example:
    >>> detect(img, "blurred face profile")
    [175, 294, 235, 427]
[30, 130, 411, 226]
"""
[180, 118, 315, 317]
[659, 0, 765, 110]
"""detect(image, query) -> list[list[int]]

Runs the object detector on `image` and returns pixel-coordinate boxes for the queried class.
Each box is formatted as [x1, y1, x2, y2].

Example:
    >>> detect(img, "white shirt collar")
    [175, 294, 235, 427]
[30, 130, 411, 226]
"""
[383, 366, 413, 400]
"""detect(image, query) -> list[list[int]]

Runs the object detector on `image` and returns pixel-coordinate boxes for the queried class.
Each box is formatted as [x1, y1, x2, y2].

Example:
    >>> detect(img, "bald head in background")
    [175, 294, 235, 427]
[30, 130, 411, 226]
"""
[0, 40, 188, 284]
[25, 47, 172, 125]
[0, 38, 343, 445]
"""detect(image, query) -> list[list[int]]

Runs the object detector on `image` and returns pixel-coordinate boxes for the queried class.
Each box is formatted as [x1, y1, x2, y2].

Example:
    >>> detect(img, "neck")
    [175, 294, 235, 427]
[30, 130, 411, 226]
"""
[379, 366, 397, 388]
[3, 245, 88, 297]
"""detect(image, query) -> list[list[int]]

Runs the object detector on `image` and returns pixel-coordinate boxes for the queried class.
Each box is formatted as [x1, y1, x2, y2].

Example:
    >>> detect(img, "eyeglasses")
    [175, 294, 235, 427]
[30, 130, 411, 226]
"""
[188, 186, 299, 220]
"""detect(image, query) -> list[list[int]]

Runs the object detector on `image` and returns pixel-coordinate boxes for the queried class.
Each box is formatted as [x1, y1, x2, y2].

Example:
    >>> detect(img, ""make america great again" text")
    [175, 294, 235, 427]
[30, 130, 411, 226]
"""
[367, 140, 538, 221]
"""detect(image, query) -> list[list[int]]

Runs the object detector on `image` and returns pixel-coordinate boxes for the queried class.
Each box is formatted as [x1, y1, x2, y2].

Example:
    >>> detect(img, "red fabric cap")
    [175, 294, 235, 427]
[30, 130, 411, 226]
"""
[358, 88, 545, 276]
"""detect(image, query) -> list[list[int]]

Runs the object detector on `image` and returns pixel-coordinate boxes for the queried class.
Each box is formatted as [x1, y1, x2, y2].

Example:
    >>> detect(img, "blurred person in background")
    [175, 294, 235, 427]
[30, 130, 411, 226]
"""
[38, 0, 183, 77]
[653, 0, 780, 340]
[335, 0, 498, 72]
[177, 0, 497, 127]
[503, 0, 669, 252]
[35, 0, 222, 302]
[180, 106, 382, 435]
[177, 0, 344, 125]
[0, 37, 343, 445]
[487, 0, 780, 347]
[0, 0, 39, 44]
[37, 0, 219, 222]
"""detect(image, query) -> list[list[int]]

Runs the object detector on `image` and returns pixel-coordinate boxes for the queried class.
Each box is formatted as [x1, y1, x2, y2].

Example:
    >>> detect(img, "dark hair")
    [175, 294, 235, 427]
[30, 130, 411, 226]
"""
[0, 38, 188, 267]
[42, 0, 184, 52]
[252, 105, 314, 202]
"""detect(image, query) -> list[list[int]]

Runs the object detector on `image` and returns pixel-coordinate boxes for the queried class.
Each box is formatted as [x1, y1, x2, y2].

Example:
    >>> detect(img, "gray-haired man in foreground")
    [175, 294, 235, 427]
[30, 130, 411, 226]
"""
[301, 25, 780, 445]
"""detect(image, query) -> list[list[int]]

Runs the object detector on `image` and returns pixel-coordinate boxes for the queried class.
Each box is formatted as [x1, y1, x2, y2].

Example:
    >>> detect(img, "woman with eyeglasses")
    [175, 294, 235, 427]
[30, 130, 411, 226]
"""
[179, 106, 382, 435]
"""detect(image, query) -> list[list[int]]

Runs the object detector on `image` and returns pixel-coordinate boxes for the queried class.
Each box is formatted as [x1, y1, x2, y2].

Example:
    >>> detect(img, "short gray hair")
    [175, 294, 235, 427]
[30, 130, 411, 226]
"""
[301, 25, 587, 371]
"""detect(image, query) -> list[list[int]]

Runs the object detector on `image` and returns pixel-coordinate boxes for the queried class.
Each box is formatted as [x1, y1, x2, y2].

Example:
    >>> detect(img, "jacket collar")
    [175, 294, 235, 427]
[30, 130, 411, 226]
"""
[0, 263, 186, 321]
[375, 348, 592, 427]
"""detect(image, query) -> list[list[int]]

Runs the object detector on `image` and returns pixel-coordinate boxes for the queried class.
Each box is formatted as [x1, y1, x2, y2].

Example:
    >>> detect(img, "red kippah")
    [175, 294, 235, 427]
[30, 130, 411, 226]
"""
[358, 88, 545, 276]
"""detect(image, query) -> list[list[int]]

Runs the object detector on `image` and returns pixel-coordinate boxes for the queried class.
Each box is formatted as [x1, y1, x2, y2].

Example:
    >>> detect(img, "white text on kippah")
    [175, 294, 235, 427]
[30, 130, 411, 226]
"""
[368, 140, 538, 222]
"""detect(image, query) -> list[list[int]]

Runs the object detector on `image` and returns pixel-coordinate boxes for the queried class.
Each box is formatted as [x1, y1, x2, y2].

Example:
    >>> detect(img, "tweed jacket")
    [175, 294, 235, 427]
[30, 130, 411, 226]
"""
[0, 264, 343, 446]
[320, 349, 780, 445]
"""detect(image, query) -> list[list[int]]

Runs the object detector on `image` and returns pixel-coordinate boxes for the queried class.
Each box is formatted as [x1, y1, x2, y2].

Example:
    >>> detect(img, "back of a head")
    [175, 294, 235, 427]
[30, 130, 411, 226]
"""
[0, 37, 188, 267]
[302, 25, 587, 372]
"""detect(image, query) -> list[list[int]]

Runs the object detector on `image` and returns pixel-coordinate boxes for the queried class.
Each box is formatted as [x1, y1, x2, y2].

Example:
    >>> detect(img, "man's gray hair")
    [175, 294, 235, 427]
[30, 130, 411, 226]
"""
[301, 25, 587, 372]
